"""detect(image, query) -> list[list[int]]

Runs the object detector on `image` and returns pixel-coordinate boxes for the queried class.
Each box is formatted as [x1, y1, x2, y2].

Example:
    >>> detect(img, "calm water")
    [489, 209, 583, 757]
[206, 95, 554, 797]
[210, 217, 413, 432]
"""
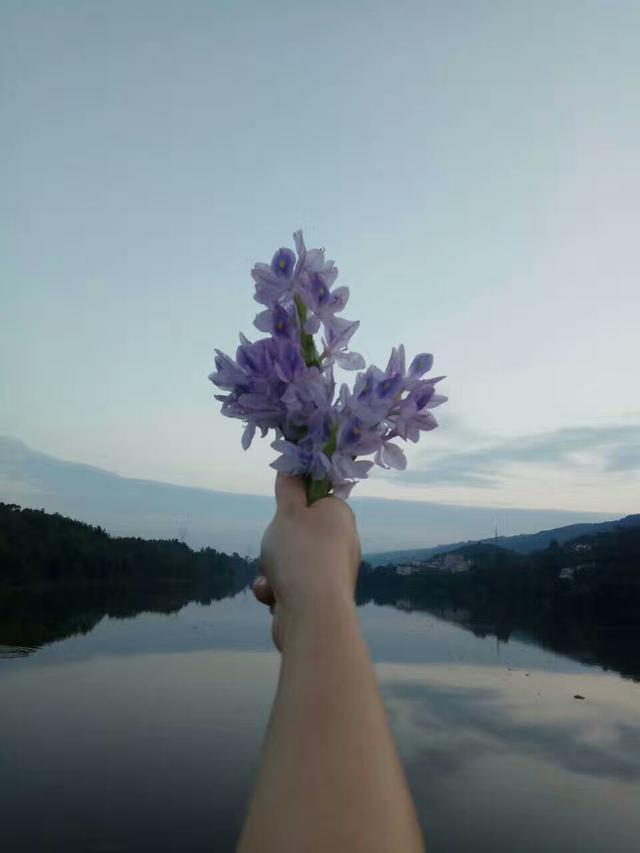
[1, 589, 639, 852]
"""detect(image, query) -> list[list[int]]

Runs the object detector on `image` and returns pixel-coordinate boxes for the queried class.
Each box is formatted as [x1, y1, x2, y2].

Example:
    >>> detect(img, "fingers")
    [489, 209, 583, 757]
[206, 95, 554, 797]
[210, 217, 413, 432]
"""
[274, 472, 307, 514]
[326, 492, 357, 524]
[252, 575, 276, 606]
[252, 578, 280, 650]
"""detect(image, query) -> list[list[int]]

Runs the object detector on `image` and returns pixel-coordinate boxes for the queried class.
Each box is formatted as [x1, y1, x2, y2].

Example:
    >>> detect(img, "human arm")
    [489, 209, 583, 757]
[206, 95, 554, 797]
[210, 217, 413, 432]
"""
[236, 473, 426, 853]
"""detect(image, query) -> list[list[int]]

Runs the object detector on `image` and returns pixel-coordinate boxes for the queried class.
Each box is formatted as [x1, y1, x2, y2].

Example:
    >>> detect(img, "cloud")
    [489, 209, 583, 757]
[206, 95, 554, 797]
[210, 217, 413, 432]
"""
[0, 436, 617, 554]
[396, 423, 640, 488]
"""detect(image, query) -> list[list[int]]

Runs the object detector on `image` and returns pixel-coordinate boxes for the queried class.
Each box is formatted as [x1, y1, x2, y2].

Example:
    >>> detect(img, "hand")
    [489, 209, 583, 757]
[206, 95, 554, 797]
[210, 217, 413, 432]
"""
[252, 473, 361, 652]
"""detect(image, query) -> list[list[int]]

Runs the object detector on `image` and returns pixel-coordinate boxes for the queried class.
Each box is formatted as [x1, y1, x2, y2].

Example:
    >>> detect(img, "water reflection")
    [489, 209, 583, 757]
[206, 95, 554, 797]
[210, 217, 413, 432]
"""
[378, 662, 640, 852]
[0, 577, 242, 651]
[3, 579, 639, 683]
[381, 667, 640, 782]
[0, 645, 279, 852]
[1, 589, 639, 852]
[357, 589, 640, 684]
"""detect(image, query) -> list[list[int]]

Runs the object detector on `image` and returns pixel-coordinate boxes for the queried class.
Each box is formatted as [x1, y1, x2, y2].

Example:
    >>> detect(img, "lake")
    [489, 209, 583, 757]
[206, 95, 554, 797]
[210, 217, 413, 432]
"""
[1, 587, 639, 852]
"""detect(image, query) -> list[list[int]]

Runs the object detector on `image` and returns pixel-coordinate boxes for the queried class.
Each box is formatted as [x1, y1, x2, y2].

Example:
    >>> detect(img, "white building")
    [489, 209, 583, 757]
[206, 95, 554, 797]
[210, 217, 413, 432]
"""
[397, 564, 423, 576]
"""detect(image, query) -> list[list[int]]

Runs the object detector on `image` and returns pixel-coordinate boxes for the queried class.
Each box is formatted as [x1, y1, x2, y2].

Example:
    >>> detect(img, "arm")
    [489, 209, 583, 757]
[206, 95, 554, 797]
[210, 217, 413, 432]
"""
[236, 474, 426, 853]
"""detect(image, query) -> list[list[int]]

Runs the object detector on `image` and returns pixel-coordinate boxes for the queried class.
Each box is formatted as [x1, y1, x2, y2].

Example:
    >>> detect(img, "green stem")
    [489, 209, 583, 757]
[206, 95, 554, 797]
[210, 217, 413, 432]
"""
[306, 476, 332, 504]
[294, 294, 322, 368]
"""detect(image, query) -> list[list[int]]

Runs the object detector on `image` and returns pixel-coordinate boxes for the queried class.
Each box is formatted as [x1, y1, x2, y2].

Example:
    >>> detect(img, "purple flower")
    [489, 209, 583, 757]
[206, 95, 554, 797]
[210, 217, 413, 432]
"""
[331, 452, 374, 483]
[408, 352, 434, 380]
[292, 230, 364, 368]
[210, 335, 308, 446]
[208, 350, 249, 392]
[322, 317, 365, 370]
[348, 365, 402, 426]
[252, 243, 299, 307]
[254, 303, 299, 340]
[270, 409, 334, 480]
[337, 415, 383, 456]
[374, 442, 407, 470]
[281, 366, 334, 430]
[270, 436, 331, 480]
[271, 247, 296, 278]
[293, 230, 334, 278]
[210, 229, 447, 501]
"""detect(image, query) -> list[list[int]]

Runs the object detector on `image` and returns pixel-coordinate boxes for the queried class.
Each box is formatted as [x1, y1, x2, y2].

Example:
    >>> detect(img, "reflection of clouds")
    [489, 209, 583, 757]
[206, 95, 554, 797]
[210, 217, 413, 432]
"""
[617, 723, 640, 759]
[377, 665, 640, 783]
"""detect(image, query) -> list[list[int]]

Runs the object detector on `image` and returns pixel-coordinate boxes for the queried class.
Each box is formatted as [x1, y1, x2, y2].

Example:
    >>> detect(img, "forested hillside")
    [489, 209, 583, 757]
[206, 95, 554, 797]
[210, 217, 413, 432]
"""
[0, 503, 257, 589]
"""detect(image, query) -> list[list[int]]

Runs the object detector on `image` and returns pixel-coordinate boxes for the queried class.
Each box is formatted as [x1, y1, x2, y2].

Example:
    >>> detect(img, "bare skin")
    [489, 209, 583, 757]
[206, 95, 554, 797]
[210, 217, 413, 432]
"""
[236, 473, 426, 853]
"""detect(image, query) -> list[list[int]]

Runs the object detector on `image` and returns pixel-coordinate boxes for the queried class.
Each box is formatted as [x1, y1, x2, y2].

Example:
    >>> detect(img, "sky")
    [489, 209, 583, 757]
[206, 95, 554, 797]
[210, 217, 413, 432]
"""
[2, 0, 639, 518]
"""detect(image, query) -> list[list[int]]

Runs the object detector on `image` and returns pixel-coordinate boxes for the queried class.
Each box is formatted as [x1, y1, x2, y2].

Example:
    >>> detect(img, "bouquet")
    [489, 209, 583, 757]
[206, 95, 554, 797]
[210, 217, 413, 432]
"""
[209, 230, 447, 502]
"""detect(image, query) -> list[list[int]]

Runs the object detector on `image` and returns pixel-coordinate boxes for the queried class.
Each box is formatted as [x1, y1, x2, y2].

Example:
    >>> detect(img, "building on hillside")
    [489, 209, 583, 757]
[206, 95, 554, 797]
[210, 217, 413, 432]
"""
[422, 553, 472, 572]
[560, 562, 595, 580]
[396, 553, 473, 574]
[446, 553, 472, 572]
[422, 553, 465, 572]
[397, 564, 425, 576]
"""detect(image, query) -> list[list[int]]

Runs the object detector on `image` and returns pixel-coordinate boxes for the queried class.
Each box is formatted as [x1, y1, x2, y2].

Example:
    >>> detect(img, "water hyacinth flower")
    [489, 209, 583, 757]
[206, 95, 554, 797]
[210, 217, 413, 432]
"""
[209, 230, 447, 502]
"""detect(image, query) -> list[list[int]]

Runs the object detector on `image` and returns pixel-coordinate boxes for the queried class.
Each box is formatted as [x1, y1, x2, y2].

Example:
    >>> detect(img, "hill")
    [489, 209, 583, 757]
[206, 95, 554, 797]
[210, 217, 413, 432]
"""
[357, 525, 640, 682]
[366, 514, 640, 566]
[359, 523, 640, 630]
[0, 502, 257, 590]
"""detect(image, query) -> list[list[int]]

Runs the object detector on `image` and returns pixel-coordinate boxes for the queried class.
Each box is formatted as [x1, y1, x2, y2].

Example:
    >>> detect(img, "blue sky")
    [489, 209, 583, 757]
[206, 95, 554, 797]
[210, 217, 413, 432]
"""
[2, 0, 639, 516]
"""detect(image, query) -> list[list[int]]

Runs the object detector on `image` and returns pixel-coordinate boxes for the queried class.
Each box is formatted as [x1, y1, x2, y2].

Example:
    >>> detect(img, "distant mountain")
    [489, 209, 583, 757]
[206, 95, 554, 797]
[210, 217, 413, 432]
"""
[366, 514, 640, 566]
[489, 515, 640, 554]
[0, 436, 621, 555]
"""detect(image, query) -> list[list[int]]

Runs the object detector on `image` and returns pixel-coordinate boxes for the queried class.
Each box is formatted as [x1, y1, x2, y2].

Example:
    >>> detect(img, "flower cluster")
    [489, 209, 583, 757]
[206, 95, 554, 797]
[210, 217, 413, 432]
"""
[209, 230, 447, 501]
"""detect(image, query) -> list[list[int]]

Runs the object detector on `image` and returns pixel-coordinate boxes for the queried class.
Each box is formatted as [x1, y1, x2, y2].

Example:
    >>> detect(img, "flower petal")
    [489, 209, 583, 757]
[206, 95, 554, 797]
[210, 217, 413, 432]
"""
[335, 350, 366, 370]
[408, 353, 433, 378]
[383, 442, 407, 470]
[241, 422, 256, 450]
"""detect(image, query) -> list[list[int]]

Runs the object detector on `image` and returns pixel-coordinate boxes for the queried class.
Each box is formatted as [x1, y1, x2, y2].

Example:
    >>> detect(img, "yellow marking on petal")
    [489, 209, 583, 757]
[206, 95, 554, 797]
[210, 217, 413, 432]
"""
[279, 259, 286, 269]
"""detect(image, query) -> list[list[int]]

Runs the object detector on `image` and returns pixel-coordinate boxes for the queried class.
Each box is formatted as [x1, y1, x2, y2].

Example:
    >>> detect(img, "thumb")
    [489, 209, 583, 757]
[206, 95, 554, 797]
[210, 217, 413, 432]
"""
[274, 472, 307, 514]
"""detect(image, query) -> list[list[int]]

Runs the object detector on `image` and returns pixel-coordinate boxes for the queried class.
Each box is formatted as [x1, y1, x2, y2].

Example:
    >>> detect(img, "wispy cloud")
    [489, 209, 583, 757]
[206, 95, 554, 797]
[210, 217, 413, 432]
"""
[0, 437, 617, 553]
[396, 423, 640, 488]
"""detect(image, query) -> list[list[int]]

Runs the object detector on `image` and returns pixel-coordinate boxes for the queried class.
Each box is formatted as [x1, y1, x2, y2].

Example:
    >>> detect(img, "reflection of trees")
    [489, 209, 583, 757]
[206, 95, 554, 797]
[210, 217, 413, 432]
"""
[0, 502, 259, 652]
[0, 575, 253, 651]
[2, 503, 639, 682]
[356, 525, 640, 683]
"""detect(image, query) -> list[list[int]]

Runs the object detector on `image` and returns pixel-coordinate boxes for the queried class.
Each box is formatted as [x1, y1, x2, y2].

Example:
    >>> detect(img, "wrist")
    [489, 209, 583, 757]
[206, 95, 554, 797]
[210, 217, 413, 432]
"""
[279, 584, 358, 652]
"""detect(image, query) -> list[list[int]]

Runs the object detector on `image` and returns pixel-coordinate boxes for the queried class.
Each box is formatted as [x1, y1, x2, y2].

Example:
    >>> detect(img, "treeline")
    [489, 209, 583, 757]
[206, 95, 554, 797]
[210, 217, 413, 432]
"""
[358, 524, 640, 627]
[0, 503, 258, 589]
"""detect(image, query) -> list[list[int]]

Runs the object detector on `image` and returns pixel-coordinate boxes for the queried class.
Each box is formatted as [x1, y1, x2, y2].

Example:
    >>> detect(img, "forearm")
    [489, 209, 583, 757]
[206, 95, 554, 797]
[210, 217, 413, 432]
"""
[237, 590, 425, 853]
